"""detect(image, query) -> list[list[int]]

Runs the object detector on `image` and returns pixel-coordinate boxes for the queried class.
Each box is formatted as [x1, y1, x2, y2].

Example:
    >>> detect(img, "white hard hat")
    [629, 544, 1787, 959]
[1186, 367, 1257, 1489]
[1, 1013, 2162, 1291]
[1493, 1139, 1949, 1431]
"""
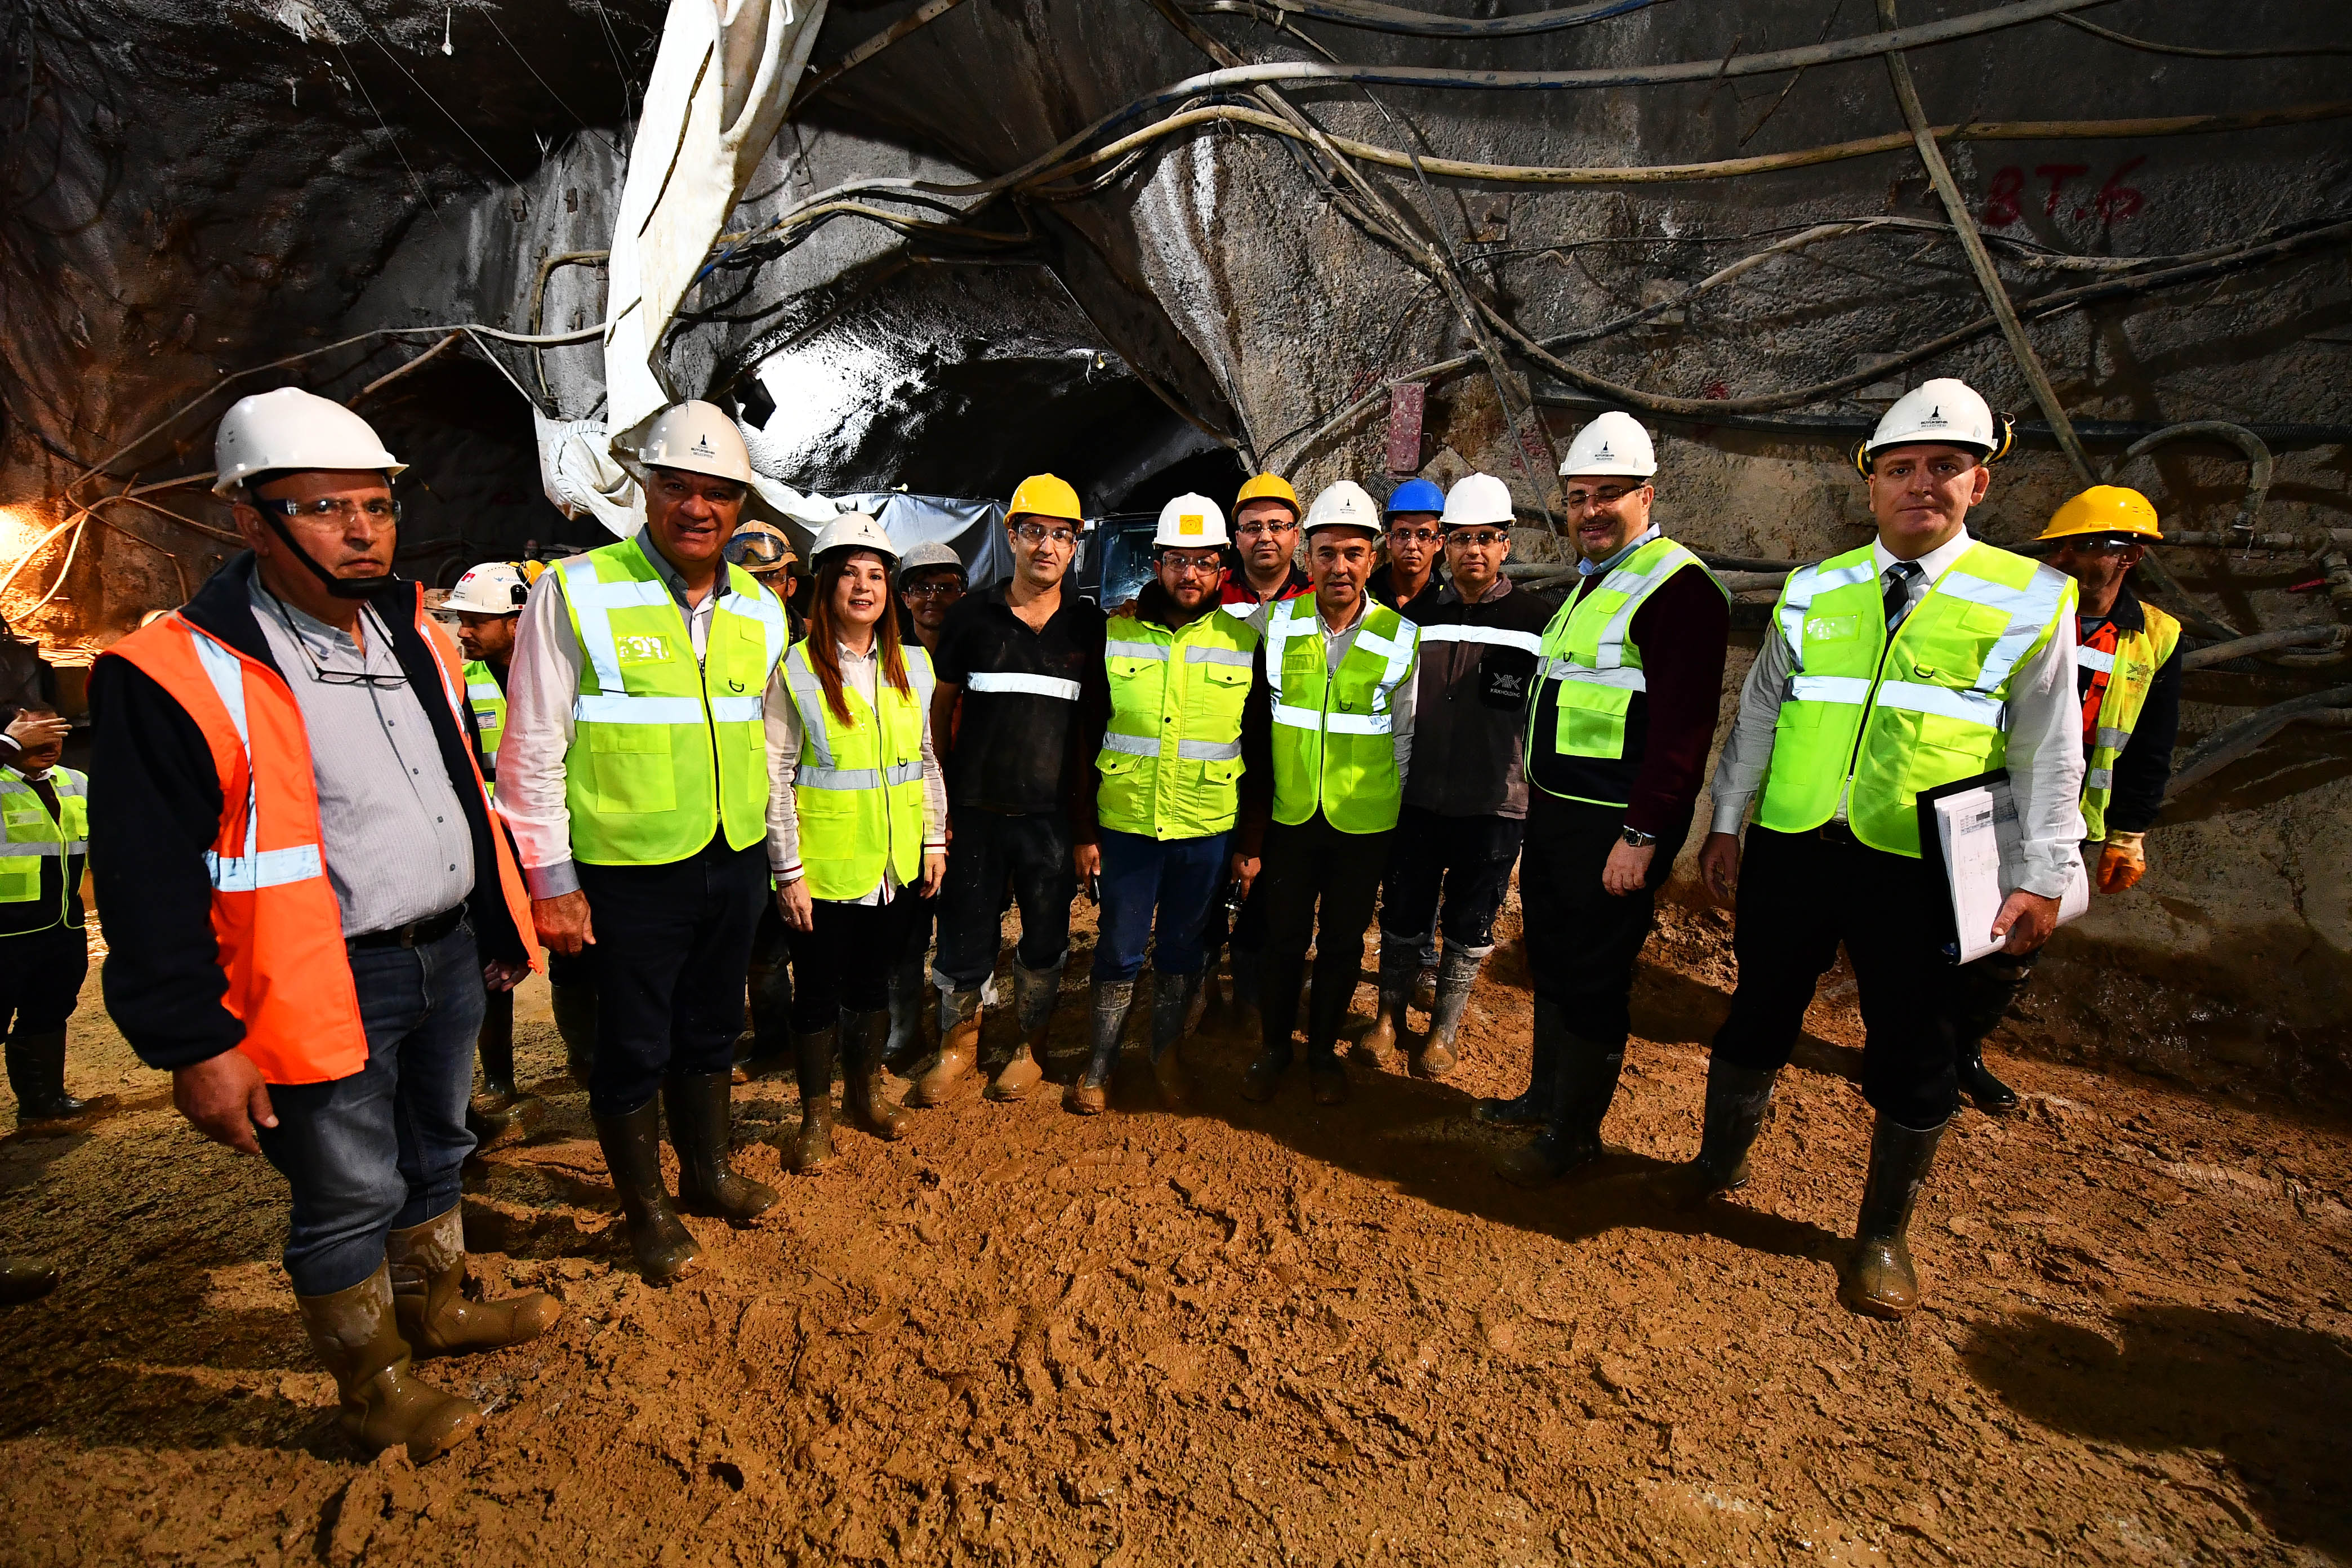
[1440, 473, 1516, 529]
[1303, 479, 1381, 537]
[1560, 411, 1656, 479]
[1863, 378, 2007, 466]
[624, 400, 755, 485]
[808, 511, 896, 564]
[443, 561, 530, 614]
[1153, 492, 1230, 549]
[213, 387, 404, 497]
[898, 540, 965, 579]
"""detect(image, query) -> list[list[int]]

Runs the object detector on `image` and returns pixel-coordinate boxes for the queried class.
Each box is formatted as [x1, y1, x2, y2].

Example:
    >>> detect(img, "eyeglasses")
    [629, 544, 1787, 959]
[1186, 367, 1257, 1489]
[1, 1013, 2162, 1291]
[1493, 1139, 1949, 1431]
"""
[1564, 485, 1644, 509]
[1447, 528, 1510, 548]
[253, 496, 402, 523]
[1236, 521, 1296, 538]
[903, 580, 965, 599]
[1160, 555, 1224, 578]
[1013, 522, 1079, 547]
[1388, 527, 1442, 545]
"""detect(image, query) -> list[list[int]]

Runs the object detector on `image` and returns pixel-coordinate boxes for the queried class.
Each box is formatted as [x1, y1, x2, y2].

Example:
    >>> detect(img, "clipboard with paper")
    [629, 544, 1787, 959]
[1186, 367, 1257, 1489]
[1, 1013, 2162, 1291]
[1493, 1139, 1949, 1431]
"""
[1919, 770, 2090, 964]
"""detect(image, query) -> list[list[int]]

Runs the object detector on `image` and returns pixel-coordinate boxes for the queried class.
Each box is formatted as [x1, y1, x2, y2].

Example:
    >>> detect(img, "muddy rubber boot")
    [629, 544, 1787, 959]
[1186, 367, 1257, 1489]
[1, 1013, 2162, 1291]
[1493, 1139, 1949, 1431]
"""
[1355, 934, 1419, 1073]
[664, 1072, 778, 1224]
[466, 992, 541, 1151]
[1672, 1058, 1780, 1208]
[1842, 1114, 1950, 1320]
[1496, 1005, 1622, 1187]
[5, 1031, 87, 1122]
[840, 1009, 911, 1142]
[0, 1255, 58, 1303]
[882, 959, 929, 1075]
[593, 1099, 703, 1283]
[987, 957, 1062, 1103]
[1475, 997, 1563, 1127]
[296, 1263, 483, 1462]
[1068, 979, 1134, 1116]
[1958, 1049, 2019, 1115]
[551, 980, 599, 1089]
[387, 1204, 561, 1357]
[1414, 940, 1491, 1080]
[911, 987, 981, 1107]
[779, 1025, 839, 1173]
[1149, 970, 1200, 1108]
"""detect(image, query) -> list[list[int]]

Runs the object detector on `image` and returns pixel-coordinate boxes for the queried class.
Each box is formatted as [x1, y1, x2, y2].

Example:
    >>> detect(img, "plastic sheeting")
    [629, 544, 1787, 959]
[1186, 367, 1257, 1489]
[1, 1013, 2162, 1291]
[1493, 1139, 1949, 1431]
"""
[825, 493, 1011, 588]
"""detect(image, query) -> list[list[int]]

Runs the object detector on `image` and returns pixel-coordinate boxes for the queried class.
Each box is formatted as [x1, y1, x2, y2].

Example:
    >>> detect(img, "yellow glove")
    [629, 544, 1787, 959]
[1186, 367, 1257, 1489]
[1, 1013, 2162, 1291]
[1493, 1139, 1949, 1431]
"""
[2095, 831, 2147, 894]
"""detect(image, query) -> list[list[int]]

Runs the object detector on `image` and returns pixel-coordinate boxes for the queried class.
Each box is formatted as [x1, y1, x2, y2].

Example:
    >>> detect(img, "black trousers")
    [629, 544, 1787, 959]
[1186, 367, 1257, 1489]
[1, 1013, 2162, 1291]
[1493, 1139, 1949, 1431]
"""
[786, 893, 923, 1030]
[0, 923, 87, 1036]
[933, 806, 1074, 991]
[1520, 796, 1688, 1052]
[1950, 947, 2041, 1055]
[746, 901, 794, 1056]
[1379, 804, 1525, 948]
[1711, 826, 1961, 1128]
[577, 835, 770, 1117]
[1259, 813, 1391, 1059]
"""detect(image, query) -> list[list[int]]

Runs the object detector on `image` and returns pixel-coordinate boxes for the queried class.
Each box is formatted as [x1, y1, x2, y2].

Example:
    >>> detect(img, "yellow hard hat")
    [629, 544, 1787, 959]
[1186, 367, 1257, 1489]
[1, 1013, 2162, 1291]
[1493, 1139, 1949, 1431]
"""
[1235, 471, 1301, 521]
[2038, 485, 2162, 544]
[1006, 473, 1084, 524]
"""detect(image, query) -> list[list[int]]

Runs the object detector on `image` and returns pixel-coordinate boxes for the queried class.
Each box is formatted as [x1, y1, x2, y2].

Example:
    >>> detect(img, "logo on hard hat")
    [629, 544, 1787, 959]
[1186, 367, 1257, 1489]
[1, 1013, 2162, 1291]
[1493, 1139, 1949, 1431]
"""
[1597, 443, 1612, 458]
[1180, 514, 1204, 535]
[1922, 407, 1947, 427]
[692, 434, 716, 456]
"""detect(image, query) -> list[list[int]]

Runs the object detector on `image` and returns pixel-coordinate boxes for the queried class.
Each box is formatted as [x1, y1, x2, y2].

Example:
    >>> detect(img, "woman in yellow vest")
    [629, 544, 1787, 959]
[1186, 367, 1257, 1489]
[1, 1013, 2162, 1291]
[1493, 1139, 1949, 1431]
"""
[771, 513, 947, 1171]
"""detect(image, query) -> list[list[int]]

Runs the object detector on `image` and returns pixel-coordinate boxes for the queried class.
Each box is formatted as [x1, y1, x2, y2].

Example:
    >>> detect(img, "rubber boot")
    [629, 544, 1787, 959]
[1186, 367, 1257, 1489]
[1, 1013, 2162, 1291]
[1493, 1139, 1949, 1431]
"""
[1958, 1050, 2019, 1115]
[780, 1026, 838, 1173]
[1841, 1115, 1950, 1320]
[1068, 980, 1135, 1116]
[1355, 934, 1418, 1073]
[743, 923, 795, 1079]
[840, 1009, 911, 1141]
[5, 1031, 87, 1122]
[664, 1072, 778, 1224]
[1226, 947, 1264, 1045]
[1307, 1046, 1348, 1107]
[295, 1263, 482, 1462]
[550, 980, 599, 1089]
[912, 987, 982, 1107]
[592, 1099, 702, 1283]
[1414, 940, 1491, 1080]
[1496, 1005, 1622, 1187]
[1673, 1058, 1780, 1207]
[466, 991, 541, 1151]
[0, 1255, 58, 1303]
[1475, 998, 1562, 1126]
[988, 957, 1061, 1103]
[882, 959, 929, 1075]
[1241, 950, 1304, 1103]
[387, 1204, 562, 1357]
[1149, 969, 1200, 1108]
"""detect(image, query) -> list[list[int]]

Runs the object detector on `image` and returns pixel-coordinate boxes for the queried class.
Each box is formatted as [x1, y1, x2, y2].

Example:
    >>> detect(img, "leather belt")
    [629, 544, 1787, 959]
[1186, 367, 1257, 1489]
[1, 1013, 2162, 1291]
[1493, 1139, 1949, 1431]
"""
[1814, 820, 1860, 847]
[348, 905, 465, 951]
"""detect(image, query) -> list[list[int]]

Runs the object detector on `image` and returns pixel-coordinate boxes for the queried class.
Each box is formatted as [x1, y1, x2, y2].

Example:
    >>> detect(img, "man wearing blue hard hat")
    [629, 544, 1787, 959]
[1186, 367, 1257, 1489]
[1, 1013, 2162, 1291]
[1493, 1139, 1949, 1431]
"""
[1368, 476, 1447, 623]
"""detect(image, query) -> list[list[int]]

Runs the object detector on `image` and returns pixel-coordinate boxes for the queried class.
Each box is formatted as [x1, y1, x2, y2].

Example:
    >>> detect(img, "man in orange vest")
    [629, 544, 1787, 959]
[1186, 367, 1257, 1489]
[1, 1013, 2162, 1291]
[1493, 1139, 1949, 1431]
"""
[89, 389, 558, 1464]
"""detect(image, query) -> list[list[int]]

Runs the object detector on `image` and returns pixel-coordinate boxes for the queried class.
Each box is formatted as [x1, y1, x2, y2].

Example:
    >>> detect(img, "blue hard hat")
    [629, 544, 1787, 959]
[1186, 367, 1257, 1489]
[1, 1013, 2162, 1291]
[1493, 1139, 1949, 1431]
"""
[1384, 476, 1446, 517]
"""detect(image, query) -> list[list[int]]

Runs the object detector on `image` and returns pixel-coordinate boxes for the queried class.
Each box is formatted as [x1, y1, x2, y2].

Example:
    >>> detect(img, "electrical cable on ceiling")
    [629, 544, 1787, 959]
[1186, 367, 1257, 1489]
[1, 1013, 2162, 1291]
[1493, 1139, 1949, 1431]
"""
[2055, 12, 2352, 59]
[1182, 0, 1664, 38]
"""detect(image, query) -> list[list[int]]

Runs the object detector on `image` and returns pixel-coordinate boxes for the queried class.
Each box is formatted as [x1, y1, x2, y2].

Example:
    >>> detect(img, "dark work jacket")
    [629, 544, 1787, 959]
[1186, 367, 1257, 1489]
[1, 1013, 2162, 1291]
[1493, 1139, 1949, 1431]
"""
[1404, 576, 1553, 819]
[87, 554, 530, 1072]
[1368, 564, 1445, 624]
[2084, 581, 2181, 835]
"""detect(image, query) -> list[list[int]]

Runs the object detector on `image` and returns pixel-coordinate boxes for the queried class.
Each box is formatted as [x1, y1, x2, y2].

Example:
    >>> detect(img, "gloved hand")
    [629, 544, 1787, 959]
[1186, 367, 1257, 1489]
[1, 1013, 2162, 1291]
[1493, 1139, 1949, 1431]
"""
[2096, 831, 2148, 894]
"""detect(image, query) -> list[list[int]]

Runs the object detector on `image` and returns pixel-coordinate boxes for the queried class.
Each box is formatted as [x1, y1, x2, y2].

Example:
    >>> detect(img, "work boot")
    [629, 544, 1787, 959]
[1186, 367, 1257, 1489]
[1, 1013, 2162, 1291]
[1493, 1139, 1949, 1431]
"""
[882, 959, 930, 1074]
[1307, 1048, 1348, 1107]
[1355, 934, 1419, 1073]
[840, 1009, 911, 1142]
[5, 1031, 87, 1122]
[743, 936, 794, 1080]
[550, 980, 598, 1089]
[988, 957, 1062, 1103]
[1958, 1049, 2019, 1115]
[592, 1099, 702, 1283]
[296, 1264, 482, 1462]
[466, 993, 541, 1151]
[1149, 969, 1200, 1108]
[664, 1072, 778, 1224]
[1496, 1005, 1622, 1187]
[914, 987, 982, 1106]
[1475, 998, 1563, 1126]
[1672, 1058, 1780, 1206]
[1240, 1043, 1291, 1103]
[0, 1255, 58, 1303]
[386, 1204, 561, 1356]
[779, 1026, 839, 1173]
[1841, 1114, 1950, 1320]
[1414, 939, 1491, 1080]
[1068, 979, 1135, 1116]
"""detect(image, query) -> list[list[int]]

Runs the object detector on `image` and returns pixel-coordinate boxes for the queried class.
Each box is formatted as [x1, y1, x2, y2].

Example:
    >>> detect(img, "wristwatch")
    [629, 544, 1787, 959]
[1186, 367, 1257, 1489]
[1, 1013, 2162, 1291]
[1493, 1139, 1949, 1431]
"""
[1620, 826, 1658, 849]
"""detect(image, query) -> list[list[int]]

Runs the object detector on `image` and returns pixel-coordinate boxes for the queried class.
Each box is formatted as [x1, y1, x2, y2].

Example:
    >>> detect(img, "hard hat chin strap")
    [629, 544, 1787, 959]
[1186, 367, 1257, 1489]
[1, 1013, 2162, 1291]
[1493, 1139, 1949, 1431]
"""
[258, 509, 398, 602]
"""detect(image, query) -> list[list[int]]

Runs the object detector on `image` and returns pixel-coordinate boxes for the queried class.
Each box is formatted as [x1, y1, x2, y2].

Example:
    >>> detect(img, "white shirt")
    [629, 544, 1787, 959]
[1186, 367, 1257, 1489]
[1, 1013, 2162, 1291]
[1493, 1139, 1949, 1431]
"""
[767, 639, 947, 905]
[1708, 527, 2084, 897]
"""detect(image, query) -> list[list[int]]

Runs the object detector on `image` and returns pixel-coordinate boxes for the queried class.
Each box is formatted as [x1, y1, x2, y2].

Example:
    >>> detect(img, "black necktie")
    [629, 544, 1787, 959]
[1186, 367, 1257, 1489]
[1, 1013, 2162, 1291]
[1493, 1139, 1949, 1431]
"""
[1883, 560, 1922, 631]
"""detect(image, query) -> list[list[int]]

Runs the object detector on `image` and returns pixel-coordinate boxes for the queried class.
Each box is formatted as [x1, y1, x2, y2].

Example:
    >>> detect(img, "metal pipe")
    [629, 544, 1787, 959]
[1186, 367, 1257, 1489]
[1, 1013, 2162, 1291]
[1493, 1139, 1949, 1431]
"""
[2181, 626, 2344, 669]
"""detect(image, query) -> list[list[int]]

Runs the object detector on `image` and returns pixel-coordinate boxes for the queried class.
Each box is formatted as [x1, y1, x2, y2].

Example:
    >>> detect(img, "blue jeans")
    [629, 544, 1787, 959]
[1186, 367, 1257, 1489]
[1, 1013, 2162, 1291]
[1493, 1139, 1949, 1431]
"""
[1093, 827, 1232, 984]
[255, 921, 486, 1297]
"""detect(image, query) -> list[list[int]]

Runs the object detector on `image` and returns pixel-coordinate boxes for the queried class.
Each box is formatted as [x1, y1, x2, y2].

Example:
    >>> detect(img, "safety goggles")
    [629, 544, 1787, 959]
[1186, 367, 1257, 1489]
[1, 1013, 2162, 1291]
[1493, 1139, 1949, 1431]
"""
[253, 496, 402, 523]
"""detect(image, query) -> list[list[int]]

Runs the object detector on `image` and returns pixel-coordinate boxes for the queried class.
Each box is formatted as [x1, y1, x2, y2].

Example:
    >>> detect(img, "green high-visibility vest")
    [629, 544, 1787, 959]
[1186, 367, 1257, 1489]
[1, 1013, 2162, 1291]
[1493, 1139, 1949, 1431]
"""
[1757, 538, 2075, 857]
[556, 536, 789, 866]
[1527, 534, 1726, 808]
[1266, 597, 1418, 835]
[2079, 602, 2180, 841]
[0, 764, 87, 930]
[1097, 605, 1262, 840]
[461, 659, 505, 790]
[779, 642, 934, 901]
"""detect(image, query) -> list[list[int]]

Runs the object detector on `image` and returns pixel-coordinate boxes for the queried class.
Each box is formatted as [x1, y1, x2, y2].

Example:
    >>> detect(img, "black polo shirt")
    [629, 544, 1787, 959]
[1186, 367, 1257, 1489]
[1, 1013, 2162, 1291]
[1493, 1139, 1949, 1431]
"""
[934, 583, 1108, 819]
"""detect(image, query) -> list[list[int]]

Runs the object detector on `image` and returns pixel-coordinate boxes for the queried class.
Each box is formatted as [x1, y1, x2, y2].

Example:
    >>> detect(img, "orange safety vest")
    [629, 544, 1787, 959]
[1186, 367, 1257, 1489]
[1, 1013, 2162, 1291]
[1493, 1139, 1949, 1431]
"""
[104, 589, 536, 1085]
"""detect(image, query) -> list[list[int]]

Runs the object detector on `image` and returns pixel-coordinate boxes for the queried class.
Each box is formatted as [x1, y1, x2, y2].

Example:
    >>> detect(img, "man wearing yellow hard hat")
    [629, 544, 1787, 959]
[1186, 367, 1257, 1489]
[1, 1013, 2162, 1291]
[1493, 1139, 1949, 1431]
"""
[1946, 484, 2181, 1112]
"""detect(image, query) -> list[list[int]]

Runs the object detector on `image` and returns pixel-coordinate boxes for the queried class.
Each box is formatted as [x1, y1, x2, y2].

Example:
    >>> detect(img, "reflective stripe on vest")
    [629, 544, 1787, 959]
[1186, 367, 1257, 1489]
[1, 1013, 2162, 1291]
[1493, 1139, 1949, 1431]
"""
[781, 643, 933, 900]
[0, 767, 90, 928]
[2081, 603, 2180, 840]
[965, 670, 1083, 700]
[1097, 609, 1262, 840]
[1757, 540, 2076, 857]
[1526, 536, 1725, 807]
[1416, 623, 1546, 655]
[1266, 599, 1417, 834]
[558, 538, 787, 866]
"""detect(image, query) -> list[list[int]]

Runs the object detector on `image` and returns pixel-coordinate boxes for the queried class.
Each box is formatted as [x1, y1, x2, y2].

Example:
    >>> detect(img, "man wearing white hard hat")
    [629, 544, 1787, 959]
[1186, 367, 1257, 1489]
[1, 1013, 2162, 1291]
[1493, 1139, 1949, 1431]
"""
[1490, 416, 1730, 1185]
[1695, 377, 2082, 1320]
[90, 386, 554, 1462]
[1073, 494, 1271, 1115]
[1240, 480, 1420, 1106]
[498, 399, 792, 1283]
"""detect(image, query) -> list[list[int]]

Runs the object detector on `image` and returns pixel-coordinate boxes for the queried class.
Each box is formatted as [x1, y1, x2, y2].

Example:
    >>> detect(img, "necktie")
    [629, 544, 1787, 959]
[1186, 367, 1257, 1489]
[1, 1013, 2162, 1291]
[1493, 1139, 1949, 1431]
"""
[1882, 560, 1922, 631]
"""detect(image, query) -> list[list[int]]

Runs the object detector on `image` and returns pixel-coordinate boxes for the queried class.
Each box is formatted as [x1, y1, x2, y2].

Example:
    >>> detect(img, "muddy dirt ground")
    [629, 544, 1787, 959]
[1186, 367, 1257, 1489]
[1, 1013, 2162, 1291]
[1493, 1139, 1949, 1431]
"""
[3, 893, 2349, 1567]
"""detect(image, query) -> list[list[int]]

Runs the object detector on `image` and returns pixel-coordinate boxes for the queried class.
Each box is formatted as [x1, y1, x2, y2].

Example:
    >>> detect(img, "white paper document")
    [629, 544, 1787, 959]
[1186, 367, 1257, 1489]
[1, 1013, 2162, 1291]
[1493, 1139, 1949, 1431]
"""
[1931, 778, 2090, 964]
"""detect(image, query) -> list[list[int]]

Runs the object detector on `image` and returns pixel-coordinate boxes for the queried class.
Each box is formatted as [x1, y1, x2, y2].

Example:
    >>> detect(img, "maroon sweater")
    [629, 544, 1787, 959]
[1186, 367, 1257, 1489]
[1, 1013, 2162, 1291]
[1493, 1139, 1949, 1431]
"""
[1566, 566, 1730, 836]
